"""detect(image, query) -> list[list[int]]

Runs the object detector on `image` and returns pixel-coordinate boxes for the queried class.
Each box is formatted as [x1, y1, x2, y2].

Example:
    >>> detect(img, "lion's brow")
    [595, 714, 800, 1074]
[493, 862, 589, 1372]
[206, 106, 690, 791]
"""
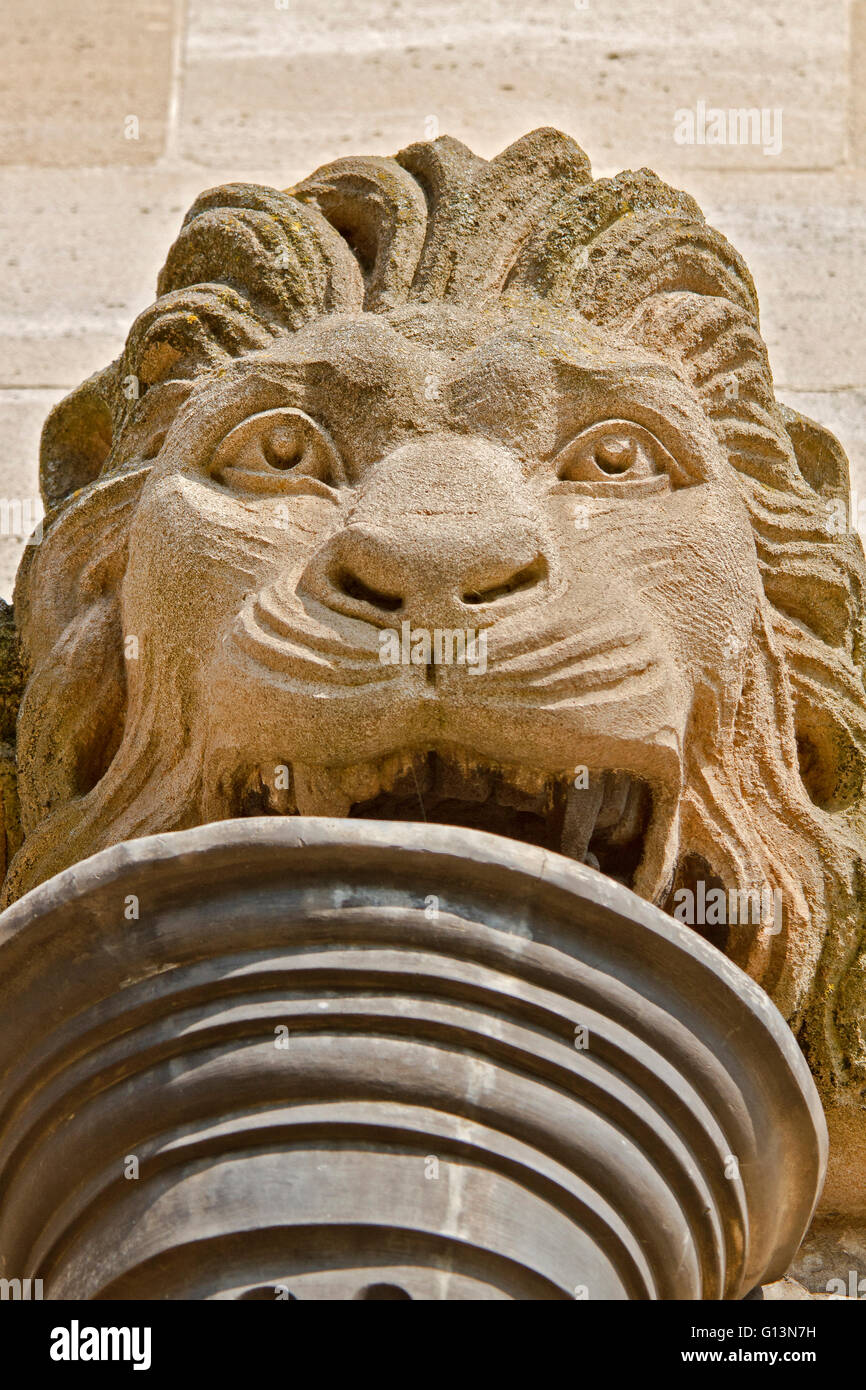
[544, 353, 683, 393]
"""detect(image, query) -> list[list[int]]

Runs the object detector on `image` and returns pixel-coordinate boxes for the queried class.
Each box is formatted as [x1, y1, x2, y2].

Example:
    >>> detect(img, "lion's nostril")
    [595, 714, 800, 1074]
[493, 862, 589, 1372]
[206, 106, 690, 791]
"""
[462, 556, 547, 606]
[335, 566, 403, 613]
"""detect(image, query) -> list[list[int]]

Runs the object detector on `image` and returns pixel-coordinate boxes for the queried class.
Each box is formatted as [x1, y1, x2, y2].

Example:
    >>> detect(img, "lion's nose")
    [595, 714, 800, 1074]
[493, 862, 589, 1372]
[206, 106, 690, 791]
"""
[298, 433, 553, 627]
[315, 521, 548, 626]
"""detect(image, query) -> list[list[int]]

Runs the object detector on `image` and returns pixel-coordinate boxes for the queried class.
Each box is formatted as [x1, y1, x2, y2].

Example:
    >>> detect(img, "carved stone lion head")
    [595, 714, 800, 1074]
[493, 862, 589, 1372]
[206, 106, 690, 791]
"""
[7, 130, 866, 1128]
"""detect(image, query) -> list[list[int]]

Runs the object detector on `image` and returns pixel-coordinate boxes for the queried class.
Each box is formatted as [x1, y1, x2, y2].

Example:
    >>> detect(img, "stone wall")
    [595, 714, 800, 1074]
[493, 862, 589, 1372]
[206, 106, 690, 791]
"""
[1, 0, 863, 596]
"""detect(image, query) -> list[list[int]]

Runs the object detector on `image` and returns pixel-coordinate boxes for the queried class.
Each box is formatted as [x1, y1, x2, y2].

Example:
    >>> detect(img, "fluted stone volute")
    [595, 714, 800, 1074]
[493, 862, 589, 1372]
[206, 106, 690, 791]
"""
[0, 820, 825, 1300]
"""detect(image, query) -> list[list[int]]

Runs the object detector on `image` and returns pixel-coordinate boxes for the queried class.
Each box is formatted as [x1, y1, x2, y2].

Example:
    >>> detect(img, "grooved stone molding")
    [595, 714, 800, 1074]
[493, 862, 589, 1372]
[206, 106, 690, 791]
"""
[0, 820, 826, 1301]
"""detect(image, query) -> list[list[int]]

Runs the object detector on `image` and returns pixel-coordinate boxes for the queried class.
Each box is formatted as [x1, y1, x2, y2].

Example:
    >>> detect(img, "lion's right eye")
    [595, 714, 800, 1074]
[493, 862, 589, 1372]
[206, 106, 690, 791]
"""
[210, 408, 343, 495]
[261, 421, 307, 471]
[554, 419, 679, 487]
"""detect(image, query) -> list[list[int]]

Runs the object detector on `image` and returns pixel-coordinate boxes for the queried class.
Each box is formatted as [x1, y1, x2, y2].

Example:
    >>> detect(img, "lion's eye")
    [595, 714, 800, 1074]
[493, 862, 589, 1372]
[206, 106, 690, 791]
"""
[262, 421, 307, 471]
[211, 408, 343, 495]
[592, 433, 640, 474]
[555, 420, 677, 485]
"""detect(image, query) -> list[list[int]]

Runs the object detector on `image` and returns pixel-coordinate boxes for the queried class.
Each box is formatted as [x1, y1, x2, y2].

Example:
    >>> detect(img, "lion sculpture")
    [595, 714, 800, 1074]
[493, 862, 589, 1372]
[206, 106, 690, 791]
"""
[2, 130, 864, 1194]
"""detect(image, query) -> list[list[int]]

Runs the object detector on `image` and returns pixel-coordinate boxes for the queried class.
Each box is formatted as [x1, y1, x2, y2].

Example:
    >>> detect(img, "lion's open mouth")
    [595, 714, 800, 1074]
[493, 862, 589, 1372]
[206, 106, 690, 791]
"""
[233, 750, 653, 890]
[349, 754, 652, 888]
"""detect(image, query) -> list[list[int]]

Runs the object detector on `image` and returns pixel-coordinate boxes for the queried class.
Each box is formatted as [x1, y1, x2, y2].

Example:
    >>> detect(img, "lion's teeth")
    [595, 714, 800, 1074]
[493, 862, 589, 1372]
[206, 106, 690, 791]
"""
[235, 768, 269, 816]
[506, 763, 552, 799]
[561, 773, 607, 862]
[376, 751, 422, 798]
[605, 779, 650, 846]
[437, 753, 492, 804]
[594, 771, 631, 833]
[261, 763, 296, 815]
[334, 752, 417, 806]
[293, 764, 353, 816]
[332, 759, 383, 806]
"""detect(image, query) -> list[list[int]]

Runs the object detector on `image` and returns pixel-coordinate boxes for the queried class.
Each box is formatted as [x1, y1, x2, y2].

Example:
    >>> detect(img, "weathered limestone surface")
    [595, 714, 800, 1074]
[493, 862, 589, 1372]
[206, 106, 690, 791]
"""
[0, 130, 863, 1248]
[0, 0, 863, 1298]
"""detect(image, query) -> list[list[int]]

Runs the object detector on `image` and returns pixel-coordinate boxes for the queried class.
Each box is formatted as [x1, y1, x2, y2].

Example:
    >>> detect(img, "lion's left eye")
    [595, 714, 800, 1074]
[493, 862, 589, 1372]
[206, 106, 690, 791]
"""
[211, 408, 343, 495]
[555, 421, 677, 484]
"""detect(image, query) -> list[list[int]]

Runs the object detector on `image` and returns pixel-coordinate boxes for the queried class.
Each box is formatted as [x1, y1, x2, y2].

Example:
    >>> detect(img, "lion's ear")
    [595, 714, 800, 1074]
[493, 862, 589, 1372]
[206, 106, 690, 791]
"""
[779, 404, 852, 504]
[12, 469, 145, 844]
[40, 365, 116, 513]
